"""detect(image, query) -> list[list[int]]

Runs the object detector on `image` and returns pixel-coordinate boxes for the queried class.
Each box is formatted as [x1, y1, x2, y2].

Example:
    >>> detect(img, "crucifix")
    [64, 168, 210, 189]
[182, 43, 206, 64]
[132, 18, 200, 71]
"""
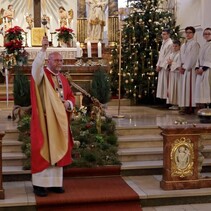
[33, 0, 41, 27]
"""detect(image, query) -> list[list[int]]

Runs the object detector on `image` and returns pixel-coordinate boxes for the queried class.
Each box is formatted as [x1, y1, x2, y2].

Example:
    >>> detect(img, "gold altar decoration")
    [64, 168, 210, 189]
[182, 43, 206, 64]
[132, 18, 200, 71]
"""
[108, 16, 119, 45]
[77, 18, 87, 43]
[31, 28, 45, 47]
[170, 137, 194, 178]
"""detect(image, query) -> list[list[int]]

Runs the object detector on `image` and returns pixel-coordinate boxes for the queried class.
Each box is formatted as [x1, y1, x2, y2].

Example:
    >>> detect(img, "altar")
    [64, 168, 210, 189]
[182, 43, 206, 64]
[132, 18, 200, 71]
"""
[0, 47, 82, 61]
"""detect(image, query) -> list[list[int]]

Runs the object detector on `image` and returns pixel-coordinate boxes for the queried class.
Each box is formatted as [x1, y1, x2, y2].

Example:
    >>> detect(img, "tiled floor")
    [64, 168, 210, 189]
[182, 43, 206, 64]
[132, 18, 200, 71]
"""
[1, 181, 35, 207]
[1, 106, 211, 210]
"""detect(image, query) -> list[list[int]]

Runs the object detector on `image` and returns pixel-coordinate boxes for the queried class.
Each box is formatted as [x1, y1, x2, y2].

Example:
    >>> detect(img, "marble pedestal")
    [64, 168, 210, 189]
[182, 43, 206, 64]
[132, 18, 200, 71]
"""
[160, 125, 211, 190]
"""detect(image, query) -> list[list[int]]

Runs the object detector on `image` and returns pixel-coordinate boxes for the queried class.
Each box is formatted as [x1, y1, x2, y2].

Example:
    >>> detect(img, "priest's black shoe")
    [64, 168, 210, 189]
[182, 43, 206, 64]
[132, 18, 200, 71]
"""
[33, 185, 48, 197]
[47, 187, 65, 193]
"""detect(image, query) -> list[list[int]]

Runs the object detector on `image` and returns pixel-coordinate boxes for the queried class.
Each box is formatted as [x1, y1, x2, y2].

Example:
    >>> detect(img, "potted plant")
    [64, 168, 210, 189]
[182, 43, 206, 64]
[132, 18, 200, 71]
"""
[3, 26, 30, 109]
[91, 66, 111, 105]
[55, 26, 75, 47]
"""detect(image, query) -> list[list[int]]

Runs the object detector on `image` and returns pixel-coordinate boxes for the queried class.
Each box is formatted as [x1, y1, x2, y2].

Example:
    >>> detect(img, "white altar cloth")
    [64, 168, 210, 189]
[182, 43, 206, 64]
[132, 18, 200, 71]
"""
[0, 47, 83, 60]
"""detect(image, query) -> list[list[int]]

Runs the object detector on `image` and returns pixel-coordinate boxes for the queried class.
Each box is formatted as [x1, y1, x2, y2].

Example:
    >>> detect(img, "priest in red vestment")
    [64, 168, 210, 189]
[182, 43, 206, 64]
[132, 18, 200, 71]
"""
[30, 36, 75, 197]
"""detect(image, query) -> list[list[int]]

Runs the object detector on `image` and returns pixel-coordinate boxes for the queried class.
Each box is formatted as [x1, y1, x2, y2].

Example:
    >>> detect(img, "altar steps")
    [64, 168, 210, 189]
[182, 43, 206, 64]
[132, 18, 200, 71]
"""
[117, 127, 211, 176]
[2, 125, 211, 181]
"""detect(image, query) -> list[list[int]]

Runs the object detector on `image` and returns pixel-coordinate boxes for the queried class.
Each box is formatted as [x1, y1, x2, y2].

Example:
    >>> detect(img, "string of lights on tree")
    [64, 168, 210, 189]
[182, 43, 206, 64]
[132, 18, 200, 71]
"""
[109, 0, 181, 104]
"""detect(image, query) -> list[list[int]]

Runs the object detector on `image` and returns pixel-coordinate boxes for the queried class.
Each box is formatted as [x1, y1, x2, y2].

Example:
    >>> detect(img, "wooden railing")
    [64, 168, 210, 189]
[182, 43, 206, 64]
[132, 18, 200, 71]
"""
[0, 131, 5, 199]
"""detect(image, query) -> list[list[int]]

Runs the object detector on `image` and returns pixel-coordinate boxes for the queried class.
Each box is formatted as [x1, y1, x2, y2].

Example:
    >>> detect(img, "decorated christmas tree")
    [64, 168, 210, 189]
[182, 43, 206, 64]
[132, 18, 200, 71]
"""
[110, 0, 180, 104]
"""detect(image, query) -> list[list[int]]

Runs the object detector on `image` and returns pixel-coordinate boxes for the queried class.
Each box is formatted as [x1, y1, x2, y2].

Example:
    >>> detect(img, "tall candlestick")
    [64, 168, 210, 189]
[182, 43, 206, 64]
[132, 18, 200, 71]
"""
[98, 41, 102, 58]
[76, 41, 80, 57]
[87, 41, 92, 58]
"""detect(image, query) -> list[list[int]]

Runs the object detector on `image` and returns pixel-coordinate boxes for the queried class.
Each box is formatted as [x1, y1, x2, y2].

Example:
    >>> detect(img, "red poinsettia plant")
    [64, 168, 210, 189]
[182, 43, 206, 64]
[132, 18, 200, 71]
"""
[3, 26, 29, 67]
[55, 26, 75, 43]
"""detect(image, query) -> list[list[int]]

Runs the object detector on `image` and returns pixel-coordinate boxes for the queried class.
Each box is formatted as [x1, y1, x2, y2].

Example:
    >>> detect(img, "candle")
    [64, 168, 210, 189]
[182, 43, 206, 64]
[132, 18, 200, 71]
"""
[87, 41, 92, 58]
[71, 20, 74, 29]
[98, 41, 102, 58]
[76, 41, 80, 57]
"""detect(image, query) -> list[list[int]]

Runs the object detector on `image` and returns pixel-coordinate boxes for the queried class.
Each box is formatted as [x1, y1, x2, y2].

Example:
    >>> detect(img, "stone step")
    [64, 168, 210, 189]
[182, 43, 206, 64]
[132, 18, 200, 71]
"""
[116, 126, 161, 136]
[121, 158, 211, 170]
[118, 147, 163, 162]
[2, 166, 30, 175]
[0, 84, 13, 92]
[0, 91, 13, 100]
[0, 100, 14, 109]
[2, 139, 23, 153]
[2, 166, 31, 181]
[118, 146, 211, 162]
[118, 134, 163, 149]
[2, 129, 19, 140]
[2, 152, 26, 166]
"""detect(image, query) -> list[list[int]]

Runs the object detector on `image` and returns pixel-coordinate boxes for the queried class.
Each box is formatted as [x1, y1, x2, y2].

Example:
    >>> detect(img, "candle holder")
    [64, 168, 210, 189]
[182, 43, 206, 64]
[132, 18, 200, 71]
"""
[86, 58, 93, 66]
[24, 32, 28, 47]
[74, 57, 83, 66]
[97, 57, 103, 66]
[50, 32, 56, 47]
[57, 40, 61, 47]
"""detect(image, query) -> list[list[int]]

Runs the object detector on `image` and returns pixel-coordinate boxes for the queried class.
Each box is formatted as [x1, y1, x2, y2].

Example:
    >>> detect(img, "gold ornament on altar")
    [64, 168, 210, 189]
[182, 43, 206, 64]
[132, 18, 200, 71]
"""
[170, 137, 194, 178]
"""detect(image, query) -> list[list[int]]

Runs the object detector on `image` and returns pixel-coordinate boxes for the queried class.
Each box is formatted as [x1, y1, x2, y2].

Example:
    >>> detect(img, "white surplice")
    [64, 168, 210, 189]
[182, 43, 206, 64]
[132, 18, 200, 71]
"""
[179, 38, 200, 107]
[195, 41, 211, 104]
[156, 38, 173, 99]
[167, 51, 181, 105]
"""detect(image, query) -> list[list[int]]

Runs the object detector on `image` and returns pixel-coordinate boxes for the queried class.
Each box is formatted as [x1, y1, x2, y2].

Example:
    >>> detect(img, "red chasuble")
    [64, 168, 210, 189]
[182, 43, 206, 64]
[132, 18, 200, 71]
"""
[30, 68, 75, 174]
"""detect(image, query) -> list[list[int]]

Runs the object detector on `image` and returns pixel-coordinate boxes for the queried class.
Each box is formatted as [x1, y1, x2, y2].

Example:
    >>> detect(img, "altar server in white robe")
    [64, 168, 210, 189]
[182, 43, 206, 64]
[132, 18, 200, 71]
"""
[156, 29, 173, 99]
[167, 40, 181, 109]
[179, 26, 200, 113]
[195, 28, 211, 106]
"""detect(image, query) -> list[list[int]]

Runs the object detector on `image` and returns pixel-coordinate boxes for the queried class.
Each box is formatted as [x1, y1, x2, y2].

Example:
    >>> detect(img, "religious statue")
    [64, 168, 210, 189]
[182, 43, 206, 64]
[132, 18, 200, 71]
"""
[59, 6, 68, 27]
[86, 0, 108, 42]
[175, 146, 190, 169]
[68, 9, 74, 26]
[0, 8, 4, 26]
[26, 14, 34, 30]
[3, 4, 15, 30]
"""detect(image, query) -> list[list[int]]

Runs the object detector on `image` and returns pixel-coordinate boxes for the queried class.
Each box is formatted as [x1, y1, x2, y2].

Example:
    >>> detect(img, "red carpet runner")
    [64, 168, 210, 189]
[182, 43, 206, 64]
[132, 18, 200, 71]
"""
[36, 176, 142, 211]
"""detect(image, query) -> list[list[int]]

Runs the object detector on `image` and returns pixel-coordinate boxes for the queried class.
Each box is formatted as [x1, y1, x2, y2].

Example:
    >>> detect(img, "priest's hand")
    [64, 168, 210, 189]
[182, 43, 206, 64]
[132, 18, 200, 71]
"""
[156, 66, 161, 72]
[41, 36, 49, 52]
[63, 100, 73, 112]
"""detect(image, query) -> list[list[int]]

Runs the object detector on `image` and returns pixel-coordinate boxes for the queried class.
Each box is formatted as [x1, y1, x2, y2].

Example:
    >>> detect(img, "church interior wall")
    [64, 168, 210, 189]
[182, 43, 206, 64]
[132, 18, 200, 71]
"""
[176, 0, 203, 46]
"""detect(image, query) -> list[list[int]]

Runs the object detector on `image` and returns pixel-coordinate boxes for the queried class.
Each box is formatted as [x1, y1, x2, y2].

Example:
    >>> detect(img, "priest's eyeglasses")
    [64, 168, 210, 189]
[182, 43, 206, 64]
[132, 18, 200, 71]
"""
[52, 59, 63, 63]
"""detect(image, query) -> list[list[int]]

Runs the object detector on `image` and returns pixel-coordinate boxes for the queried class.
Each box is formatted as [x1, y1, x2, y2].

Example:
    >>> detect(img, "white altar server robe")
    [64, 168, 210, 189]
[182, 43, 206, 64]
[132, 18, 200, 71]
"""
[195, 41, 211, 104]
[167, 51, 181, 105]
[179, 39, 200, 107]
[156, 38, 173, 99]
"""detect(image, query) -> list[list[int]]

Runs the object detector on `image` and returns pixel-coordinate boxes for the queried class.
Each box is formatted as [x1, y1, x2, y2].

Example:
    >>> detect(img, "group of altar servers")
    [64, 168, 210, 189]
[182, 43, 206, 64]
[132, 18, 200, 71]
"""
[156, 26, 211, 114]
